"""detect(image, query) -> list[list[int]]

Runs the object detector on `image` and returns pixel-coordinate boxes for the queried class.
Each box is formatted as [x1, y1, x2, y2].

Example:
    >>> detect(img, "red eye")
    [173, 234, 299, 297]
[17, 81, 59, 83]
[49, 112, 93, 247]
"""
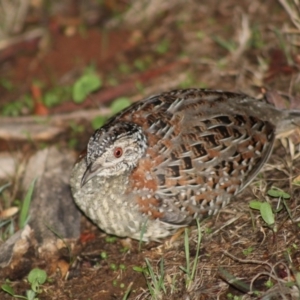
[113, 147, 123, 158]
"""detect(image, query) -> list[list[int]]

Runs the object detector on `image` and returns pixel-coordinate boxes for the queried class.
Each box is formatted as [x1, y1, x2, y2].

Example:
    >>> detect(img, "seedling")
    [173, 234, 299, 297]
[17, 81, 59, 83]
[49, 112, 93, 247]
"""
[155, 39, 169, 54]
[19, 179, 36, 229]
[179, 219, 202, 289]
[110, 263, 117, 271]
[212, 36, 237, 53]
[92, 116, 107, 130]
[72, 72, 102, 103]
[242, 247, 254, 256]
[105, 236, 117, 243]
[144, 258, 166, 299]
[110, 97, 131, 115]
[118, 63, 131, 74]
[1, 268, 47, 300]
[249, 187, 290, 229]
[249, 200, 275, 227]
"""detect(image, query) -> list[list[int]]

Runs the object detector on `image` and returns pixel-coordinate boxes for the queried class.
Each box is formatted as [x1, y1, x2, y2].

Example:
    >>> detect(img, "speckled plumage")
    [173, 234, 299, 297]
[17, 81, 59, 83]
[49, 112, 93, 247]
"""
[70, 89, 300, 241]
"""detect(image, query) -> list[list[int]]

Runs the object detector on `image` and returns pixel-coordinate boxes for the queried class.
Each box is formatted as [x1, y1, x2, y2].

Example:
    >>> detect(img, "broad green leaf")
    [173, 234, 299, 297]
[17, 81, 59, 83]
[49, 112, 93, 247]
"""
[260, 202, 275, 226]
[28, 268, 47, 285]
[0, 182, 10, 194]
[249, 200, 261, 210]
[132, 266, 145, 273]
[242, 247, 254, 256]
[110, 97, 131, 115]
[26, 290, 36, 300]
[1, 283, 15, 296]
[267, 189, 290, 199]
[92, 116, 107, 130]
[72, 74, 102, 103]
[19, 179, 36, 228]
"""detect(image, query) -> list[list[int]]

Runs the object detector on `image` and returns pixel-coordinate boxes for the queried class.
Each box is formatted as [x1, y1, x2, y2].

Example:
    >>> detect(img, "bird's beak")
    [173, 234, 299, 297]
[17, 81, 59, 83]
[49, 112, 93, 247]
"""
[81, 163, 99, 187]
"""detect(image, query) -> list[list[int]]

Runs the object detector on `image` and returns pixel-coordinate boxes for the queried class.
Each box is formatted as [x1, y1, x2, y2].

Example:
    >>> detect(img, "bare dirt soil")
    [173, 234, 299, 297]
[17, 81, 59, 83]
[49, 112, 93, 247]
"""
[1, 0, 300, 299]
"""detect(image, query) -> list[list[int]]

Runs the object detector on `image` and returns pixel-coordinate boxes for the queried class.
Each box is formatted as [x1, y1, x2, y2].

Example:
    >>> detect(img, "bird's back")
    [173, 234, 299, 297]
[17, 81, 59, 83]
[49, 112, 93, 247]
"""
[111, 89, 276, 224]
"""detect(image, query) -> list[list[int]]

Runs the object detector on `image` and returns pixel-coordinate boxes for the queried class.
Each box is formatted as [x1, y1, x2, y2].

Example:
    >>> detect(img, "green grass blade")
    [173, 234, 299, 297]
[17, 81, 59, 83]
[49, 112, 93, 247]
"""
[191, 219, 202, 281]
[19, 178, 36, 229]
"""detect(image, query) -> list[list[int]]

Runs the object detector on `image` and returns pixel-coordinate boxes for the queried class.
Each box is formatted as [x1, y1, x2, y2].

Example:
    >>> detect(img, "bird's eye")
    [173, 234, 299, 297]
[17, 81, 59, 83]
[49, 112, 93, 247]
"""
[113, 147, 123, 158]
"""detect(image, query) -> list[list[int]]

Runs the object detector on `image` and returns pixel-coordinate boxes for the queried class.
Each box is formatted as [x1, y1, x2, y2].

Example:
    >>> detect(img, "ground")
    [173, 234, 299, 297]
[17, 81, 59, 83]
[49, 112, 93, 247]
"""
[0, 0, 300, 299]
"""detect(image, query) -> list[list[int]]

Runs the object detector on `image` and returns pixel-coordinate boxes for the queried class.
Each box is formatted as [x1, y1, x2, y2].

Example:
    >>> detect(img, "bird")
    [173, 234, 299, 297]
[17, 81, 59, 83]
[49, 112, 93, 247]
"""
[70, 88, 300, 242]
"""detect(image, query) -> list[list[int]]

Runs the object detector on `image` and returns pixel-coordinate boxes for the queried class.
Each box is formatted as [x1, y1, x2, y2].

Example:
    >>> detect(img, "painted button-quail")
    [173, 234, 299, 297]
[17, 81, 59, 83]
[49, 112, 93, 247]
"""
[70, 88, 300, 241]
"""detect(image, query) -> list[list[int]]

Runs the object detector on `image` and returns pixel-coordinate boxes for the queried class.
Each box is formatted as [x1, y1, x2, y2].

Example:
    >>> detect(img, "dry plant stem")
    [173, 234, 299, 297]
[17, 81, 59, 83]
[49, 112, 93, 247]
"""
[0, 27, 43, 52]
[0, 0, 29, 37]
[211, 214, 243, 236]
[249, 261, 292, 293]
[223, 251, 293, 294]
[278, 0, 300, 30]
[232, 14, 251, 60]
[0, 108, 110, 142]
[222, 250, 273, 269]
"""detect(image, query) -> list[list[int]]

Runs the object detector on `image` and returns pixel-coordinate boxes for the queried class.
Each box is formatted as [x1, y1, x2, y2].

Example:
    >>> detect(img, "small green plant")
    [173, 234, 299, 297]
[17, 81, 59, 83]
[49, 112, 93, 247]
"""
[122, 282, 133, 300]
[118, 63, 131, 74]
[267, 188, 290, 200]
[107, 76, 119, 86]
[143, 258, 166, 300]
[119, 264, 126, 271]
[132, 265, 144, 273]
[110, 263, 118, 271]
[212, 36, 237, 53]
[242, 247, 254, 256]
[105, 236, 117, 243]
[155, 39, 169, 54]
[72, 69, 102, 103]
[135, 81, 144, 93]
[179, 219, 202, 289]
[27, 269, 47, 294]
[110, 97, 131, 115]
[1, 180, 35, 240]
[196, 31, 205, 40]
[43, 86, 71, 107]
[19, 179, 36, 229]
[138, 220, 148, 251]
[250, 187, 291, 229]
[92, 116, 107, 130]
[227, 293, 242, 300]
[1, 268, 47, 300]
[264, 279, 273, 288]
[268, 188, 292, 220]
[0, 78, 14, 90]
[2, 94, 33, 116]
[166, 273, 178, 295]
[250, 25, 264, 49]
[249, 200, 275, 227]
[134, 59, 147, 71]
